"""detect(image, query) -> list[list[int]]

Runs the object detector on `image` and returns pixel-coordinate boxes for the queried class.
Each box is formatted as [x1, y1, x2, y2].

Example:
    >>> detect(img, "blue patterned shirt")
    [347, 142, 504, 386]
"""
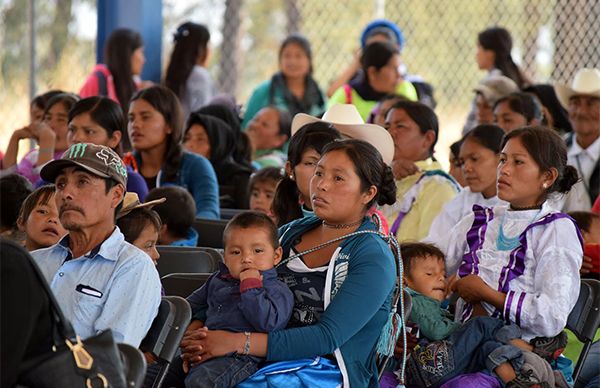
[31, 226, 161, 346]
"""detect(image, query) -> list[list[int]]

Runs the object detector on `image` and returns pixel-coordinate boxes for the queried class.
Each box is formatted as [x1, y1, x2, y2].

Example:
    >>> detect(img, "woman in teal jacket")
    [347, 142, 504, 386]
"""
[241, 34, 326, 129]
[183, 139, 398, 387]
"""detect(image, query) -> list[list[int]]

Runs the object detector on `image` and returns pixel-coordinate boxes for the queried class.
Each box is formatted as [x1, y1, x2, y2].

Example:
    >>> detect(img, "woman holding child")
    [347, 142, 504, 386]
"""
[181, 138, 398, 387]
[434, 126, 582, 342]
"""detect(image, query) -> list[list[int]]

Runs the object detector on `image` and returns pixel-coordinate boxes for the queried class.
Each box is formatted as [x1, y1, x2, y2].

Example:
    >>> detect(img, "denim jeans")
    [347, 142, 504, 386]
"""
[185, 354, 261, 388]
[576, 340, 600, 388]
[406, 316, 524, 387]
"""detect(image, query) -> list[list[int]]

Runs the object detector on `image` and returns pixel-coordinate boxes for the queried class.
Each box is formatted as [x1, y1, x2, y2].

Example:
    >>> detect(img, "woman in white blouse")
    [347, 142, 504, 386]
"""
[433, 126, 582, 341]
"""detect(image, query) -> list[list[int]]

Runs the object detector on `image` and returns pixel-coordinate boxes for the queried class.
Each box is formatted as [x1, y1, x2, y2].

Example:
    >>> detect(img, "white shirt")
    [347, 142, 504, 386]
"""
[435, 202, 582, 340]
[567, 135, 600, 187]
[424, 187, 505, 243]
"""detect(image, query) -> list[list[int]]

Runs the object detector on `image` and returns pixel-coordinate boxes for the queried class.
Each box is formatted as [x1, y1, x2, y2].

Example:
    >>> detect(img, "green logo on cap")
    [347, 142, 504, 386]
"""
[68, 143, 87, 159]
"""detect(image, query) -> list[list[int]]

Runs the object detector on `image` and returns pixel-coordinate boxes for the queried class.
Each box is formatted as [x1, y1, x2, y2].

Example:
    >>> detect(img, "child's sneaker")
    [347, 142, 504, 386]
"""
[530, 331, 568, 362]
[505, 370, 551, 388]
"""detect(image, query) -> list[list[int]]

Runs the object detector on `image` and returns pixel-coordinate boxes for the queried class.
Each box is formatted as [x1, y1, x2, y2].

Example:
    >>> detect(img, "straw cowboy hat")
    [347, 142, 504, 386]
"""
[291, 104, 395, 165]
[117, 192, 166, 219]
[555, 68, 600, 109]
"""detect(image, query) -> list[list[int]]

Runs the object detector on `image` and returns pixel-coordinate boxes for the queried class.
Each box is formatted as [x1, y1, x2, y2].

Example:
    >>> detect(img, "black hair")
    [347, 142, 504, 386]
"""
[320, 139, 397, 208]
[17, 185, 55, 227]
[31, 90, 65, 111]
[164, 22, 211, 98]
[478, 27, 527, 88]
[196, 103, 251, 166]
[105, 28, 143, 114]
[0, 174, 33, 229]
[388, 100, 439, 156]
[224, 211, 279, 249]
[272, 122, 342, 226]
[279, 34, 313, 74]
[494, 92, 543, 123]
[568, 211, 599, 234]
[146, 186, 196, 238]
[130, 86, 184, 182]
[249, 167, 284, 192]
[463, 124, 505, 154]
[68, 96, 126, 155]
[449, 138, 464, 159]
[45, 93, 79, 117]
[523, 84, 572, 133]
[502, 126, 579, 194]
[400, 242, 445, 279]
[361, 41, 399, 74]
[117, 206, 162, 244]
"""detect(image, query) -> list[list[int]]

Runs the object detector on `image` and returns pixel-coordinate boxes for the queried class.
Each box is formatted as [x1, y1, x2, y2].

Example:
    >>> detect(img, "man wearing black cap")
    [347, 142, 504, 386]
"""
[31, 143, 161, 347]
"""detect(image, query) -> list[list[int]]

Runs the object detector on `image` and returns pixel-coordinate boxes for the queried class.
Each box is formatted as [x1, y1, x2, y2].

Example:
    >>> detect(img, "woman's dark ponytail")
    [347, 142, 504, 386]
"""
[272, 176, 303, 227]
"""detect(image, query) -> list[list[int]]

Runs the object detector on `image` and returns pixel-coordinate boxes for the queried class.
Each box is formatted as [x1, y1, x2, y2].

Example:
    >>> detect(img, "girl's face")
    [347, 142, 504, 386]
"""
[44, 102, 70, 151]
[246, 108, 286, 151]
[449, 153, 466, 188]
[249, 179, 278, 221]
[497, 137, 555, 208]
[132, 222, 160, 265]
[459, 138, 500, 198]
[68, 112, 121, 149]
[475, 43, 495, 71]
[279, 43, 311, 80]
[20, 194, 66, 251]
[289, 148, 321, 207]
[369, 54, 402, 94]
[310, 150, 376, 224]
[183, 124, 211, 159]
[494, 101, 529, 133]
[131, 46, 146, 76]
[385, 108, 433, 162]
[128, 99, 170, 152]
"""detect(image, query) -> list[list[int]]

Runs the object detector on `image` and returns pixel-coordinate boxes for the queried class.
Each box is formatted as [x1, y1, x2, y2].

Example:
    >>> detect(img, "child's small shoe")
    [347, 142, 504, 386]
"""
[530, 331, 568, 362]
[505, 370, 551, 388]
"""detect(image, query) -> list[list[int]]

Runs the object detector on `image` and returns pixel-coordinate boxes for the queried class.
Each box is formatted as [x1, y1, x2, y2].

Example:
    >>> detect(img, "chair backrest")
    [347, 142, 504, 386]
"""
[196, 246, 224, 264]
[567, 279, 600, 342]
[139, 298, 175, 357]
[161, 272, 213, 298]
[192, 218, 228, 248]
[156, 246, 220, 278]
[160, 296, 192, 362]
[117, 343, 147, 388]
[220, 208, 244, 220]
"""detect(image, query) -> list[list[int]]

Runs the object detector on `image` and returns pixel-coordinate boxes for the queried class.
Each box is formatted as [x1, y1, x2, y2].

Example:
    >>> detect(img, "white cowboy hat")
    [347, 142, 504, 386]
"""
[291, 104, 395, 165]
[554, 68, 600, 109]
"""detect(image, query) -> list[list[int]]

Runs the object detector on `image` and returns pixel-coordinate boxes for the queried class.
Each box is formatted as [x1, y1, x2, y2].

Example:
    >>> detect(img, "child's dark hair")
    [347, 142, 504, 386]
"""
[463, 124, 505, 154]
[0, 174, 33, 229]
[224, 211, 279, 249]
[494, 92, 544, 124]
[31, 90, 65, 112]
[249, 167, 284, 193]
[502, 126, 579, 194]
[272, 122, 341, 226]
[17, 185, 55, 226]
[449, 138, 463, 159]
[146, 186, 196, 238]
[401, 242, 445, 278]
[117, 207, 162, 244]
[361, 41, 399, 74]
[568, 211, 599, 233]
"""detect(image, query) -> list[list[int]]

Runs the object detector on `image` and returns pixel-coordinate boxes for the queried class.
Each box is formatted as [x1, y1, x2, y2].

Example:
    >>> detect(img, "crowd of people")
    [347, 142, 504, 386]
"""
[1, 18, 599, 388]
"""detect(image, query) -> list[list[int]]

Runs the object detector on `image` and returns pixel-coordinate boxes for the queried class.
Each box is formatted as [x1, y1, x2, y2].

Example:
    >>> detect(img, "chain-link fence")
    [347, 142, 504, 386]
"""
[207, 0, 599, 164]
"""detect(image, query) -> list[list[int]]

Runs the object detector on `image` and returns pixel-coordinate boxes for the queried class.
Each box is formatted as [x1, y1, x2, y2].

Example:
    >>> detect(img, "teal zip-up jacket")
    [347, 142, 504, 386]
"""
[268, 216, 396, 387]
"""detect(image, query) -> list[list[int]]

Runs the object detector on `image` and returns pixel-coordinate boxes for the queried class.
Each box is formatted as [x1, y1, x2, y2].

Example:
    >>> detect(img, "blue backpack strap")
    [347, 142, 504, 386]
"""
[94, 70, 108, 97]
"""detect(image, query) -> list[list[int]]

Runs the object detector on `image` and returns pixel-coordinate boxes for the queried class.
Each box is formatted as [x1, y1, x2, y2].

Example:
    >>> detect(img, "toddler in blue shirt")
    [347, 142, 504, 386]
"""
[183, 211, 294, 387]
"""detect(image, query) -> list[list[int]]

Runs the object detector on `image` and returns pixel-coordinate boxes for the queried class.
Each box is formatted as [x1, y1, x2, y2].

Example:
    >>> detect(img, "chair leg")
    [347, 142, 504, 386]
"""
[151, 361, 170, 388]
[572, 340, 592, 385]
